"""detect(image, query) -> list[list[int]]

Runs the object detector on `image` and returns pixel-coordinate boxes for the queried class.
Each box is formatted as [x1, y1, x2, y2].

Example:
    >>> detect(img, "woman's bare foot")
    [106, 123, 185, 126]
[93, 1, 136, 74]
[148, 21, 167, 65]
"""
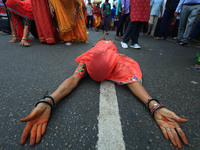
[19, 39, 30, 47]
[85, 40, 89, 44]
[9, 36, 17, 43]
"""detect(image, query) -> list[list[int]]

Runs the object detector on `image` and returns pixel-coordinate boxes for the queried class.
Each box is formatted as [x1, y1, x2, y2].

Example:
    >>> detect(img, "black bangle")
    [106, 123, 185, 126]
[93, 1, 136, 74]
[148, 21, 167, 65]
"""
[146, 98, 160, 111]
[43, 95, 55, 107]
[35, 100, 53, 110]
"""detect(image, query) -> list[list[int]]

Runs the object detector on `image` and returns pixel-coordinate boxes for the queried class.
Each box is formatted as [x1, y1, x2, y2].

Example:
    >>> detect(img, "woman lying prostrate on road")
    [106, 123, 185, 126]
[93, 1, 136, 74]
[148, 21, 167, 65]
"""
[20, 36, 188, 149]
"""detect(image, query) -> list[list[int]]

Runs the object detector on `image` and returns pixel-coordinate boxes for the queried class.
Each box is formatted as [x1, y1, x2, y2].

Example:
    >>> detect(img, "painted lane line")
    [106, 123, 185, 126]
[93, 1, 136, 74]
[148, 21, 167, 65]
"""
[96, 81, 125, 150]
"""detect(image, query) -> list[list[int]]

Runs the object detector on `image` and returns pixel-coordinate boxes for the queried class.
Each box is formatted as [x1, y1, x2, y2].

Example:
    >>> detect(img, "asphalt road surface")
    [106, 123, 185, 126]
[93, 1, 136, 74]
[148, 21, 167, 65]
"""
[0, 30, 200, 150]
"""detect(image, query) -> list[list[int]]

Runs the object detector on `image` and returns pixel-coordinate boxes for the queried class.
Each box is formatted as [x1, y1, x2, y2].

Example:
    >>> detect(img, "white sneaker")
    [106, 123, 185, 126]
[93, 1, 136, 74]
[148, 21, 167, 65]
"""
[121, 41, 128, 49]
[130, 43, 141, 49]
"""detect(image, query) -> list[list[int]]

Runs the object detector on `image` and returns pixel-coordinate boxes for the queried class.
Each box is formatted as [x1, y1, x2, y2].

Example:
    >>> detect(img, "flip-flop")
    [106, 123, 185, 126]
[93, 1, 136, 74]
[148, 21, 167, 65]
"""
[191, 66, 200, 72]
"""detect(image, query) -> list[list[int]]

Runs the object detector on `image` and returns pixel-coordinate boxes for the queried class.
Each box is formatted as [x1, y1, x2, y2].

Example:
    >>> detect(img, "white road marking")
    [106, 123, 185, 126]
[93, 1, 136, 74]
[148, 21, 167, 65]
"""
[96, 81, 126, 150]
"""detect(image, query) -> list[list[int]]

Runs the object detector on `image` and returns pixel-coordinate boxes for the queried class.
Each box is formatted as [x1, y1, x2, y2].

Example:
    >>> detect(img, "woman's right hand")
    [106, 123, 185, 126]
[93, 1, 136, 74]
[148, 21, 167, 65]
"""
[20, 103, 51, 146]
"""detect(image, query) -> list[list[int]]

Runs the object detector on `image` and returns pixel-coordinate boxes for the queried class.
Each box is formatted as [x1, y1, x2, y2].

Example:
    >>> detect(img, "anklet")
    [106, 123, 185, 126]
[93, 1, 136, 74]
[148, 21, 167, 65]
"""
[21, 38, 27, 40]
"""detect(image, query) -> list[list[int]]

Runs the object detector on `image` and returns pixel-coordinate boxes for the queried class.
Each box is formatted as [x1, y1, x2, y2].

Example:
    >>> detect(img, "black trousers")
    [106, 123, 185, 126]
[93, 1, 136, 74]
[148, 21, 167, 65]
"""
[123, 21, 143, 45]
[87, 16, 93, 29]
[116, 13, 129, 36]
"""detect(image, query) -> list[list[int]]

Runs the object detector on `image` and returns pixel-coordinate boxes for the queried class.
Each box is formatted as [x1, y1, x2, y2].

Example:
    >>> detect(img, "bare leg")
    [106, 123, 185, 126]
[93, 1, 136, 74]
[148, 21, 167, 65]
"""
[19, 25, 30, 46]
[85, 39, 89, 44]
[9, 20, 17, 43]
[127, 82, 157, 110]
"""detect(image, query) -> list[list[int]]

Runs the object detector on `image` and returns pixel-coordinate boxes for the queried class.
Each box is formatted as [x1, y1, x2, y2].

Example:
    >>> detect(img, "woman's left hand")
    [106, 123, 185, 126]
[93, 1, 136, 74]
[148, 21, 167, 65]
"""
[154, 108, 188, 149]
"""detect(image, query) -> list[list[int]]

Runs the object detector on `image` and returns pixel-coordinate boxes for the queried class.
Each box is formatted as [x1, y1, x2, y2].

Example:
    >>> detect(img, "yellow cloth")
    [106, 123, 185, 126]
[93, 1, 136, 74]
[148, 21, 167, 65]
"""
[50, 0, 88, 42]
[94, 15, 101, 29]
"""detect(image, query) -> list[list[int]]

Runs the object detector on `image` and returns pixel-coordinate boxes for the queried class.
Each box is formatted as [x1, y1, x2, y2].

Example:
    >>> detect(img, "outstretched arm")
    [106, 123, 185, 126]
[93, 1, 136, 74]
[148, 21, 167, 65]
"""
[127, 82, 188, 149]
[49, 74, 82, 104]
[20, 61, 86, 146]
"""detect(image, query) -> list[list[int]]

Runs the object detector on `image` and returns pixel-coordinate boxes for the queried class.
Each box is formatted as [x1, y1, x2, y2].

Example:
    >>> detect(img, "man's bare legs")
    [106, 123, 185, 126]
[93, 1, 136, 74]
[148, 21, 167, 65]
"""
[9, 20, 17, 43]
[19, 25, 30, 46]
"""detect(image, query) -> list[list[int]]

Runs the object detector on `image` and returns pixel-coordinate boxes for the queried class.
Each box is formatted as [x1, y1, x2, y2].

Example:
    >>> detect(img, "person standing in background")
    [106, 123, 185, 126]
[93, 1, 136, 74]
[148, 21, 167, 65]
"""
[49, 0, 88, 43]
[110, 5, 116, 30]
[93, 3, 101, 31]
[175, 0, 200, 45]
[154, 0, 180, 40]
[121, 0, 150, 49]
[114, 0, 122, 39]
[31, 0, 59, 44]
[101, 0, 111, 35]
[86, 0, 93, 29]
[6, 0, 34, 46]
[115, 0, 130, 40]
[147, 0, 165, 37]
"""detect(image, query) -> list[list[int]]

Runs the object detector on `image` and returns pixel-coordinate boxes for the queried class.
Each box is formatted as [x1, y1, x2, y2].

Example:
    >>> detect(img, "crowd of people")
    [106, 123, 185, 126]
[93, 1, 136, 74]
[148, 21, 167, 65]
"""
[83, 0, 200, 49]
[2, 0, 89, 46]
[1, 0, 199, 48]
[0, 0, 200, 148]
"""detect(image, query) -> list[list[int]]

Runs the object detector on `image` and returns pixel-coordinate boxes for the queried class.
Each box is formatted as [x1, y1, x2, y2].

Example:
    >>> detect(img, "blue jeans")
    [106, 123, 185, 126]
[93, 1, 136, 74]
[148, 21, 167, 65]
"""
[102, 15, 110, 32]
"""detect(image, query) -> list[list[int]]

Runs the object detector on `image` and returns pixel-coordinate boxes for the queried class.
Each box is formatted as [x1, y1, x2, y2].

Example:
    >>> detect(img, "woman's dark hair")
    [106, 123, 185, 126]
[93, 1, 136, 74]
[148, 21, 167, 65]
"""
[106, 0, 109, 2]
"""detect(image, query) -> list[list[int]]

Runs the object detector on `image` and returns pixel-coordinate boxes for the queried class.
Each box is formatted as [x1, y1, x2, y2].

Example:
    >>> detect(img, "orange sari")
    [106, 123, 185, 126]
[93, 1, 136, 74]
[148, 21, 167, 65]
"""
[49, 0, 88, 42]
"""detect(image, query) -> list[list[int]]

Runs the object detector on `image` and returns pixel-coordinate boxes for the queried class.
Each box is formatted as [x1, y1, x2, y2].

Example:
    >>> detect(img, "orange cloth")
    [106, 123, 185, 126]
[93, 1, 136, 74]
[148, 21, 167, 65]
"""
[49, 0, 87, 42]
[93, 6, 101, 28]
[94, 15, 101, 29]
[75, 41, 142, 84]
